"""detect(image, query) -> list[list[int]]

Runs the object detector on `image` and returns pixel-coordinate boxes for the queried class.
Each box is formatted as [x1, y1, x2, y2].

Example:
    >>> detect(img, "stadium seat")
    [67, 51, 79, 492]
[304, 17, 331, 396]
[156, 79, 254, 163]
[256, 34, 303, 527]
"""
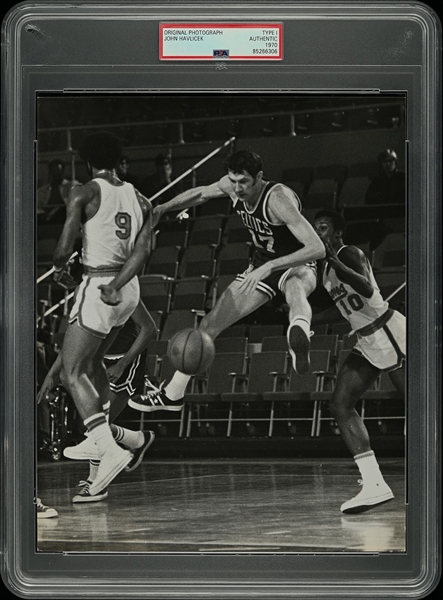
[214, 336, 248, 354]
[172, 277, 209, 311]
[338, 176, 371, 207]
[218, 242, 252, 275]
[178, 245, 217, 279]
[184, 352, 248, 437]
[222, 351, 290, 437]
[144, 246, 181, 278]
[187, 216, 224, 247]
[160, 309, 204, 341]
[139, 274, 173, 314]
[248, 324, 284, 343]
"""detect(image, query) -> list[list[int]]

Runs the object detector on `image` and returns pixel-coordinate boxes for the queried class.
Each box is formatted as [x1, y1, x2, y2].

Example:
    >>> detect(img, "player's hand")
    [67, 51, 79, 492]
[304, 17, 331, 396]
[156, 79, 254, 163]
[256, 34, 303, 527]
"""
[55, 271, 77, 290]
[37, 379, 55, 405]
[106, 360, 126, 383]
[324, 242, 340, 266]
[237, 263, 271, 295]
[98, 284, 122, 306]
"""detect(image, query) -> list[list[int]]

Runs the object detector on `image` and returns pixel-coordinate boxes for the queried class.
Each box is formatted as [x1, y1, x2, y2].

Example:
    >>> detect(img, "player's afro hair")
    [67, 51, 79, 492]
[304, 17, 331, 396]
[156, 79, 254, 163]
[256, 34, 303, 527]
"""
[314, 209, 347, 235]
[225, 150, 263, 178]
[78, 131, 123, 170]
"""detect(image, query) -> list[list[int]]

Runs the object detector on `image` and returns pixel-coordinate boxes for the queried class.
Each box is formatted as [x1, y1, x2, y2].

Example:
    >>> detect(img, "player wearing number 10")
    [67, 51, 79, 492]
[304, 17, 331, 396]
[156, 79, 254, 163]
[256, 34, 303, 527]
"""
[312, 209, 405, 513]
[52, 131, 153, 496]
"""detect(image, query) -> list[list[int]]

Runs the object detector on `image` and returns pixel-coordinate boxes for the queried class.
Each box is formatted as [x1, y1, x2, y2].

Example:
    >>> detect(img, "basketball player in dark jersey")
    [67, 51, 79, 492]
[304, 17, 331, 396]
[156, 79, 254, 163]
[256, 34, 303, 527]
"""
[125, 150, 325, 413]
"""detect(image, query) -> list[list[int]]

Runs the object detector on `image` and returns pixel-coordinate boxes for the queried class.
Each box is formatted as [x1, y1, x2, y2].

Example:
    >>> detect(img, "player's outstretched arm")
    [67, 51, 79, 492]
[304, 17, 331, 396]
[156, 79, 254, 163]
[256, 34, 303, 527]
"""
[153, 177, 231, 221]
[325, 244, 374, 298]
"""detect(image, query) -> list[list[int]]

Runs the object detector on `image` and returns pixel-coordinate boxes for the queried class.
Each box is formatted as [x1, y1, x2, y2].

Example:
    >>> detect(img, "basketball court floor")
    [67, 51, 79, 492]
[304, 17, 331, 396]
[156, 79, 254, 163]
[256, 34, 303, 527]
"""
[37, 457, 406, 553]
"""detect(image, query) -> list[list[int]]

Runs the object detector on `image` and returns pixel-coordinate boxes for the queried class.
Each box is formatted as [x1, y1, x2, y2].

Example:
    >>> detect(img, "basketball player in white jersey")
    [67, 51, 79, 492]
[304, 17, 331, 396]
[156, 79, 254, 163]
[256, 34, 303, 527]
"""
[128, 150, 326, 413]
[52, 131, 153, 496]
[312, 209, 405, 513]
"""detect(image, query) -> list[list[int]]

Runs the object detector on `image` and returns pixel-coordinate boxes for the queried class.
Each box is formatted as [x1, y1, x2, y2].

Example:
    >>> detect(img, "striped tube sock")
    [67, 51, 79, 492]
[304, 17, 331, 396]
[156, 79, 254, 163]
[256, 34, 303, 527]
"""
[111, 424, 144, 450]
[84, 413, 117, 456]
[103, 401, 111, 423]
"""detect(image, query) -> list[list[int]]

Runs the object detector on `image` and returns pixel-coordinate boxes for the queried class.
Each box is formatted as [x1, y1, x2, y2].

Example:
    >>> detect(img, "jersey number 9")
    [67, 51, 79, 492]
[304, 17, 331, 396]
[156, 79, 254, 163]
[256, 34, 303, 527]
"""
[115, 212, 132, 240]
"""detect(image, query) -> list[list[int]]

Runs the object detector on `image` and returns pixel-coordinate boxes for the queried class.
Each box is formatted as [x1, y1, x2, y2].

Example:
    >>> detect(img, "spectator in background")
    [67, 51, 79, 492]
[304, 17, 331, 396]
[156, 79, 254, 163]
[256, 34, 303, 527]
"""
[116, 154, 140, 188]
[37, 159, 79, 225]
[141, 152, 179, 206]
[365, 149, 405, 205]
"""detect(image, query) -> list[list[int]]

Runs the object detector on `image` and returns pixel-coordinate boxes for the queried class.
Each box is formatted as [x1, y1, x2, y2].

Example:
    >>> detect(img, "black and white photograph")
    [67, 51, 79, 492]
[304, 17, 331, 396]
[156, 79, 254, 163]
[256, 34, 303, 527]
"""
[35, 94, 407, 554]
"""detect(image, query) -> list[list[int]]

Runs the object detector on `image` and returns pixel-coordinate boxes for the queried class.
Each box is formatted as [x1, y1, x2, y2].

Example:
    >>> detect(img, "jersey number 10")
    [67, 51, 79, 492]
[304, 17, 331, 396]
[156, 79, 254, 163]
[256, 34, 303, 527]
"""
[339, 293, 365, 316]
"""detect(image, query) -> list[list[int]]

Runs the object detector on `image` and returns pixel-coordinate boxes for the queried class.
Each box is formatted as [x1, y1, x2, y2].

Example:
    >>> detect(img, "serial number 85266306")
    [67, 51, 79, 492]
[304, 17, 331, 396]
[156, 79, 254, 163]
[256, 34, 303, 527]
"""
[252, 48, 278, 54]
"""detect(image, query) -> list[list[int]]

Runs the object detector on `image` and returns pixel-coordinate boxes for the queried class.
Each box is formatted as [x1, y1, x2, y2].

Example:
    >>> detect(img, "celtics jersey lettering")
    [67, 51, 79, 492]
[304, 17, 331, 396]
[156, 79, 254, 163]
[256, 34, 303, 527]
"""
[235, 181, 304, 265]
[323, 246, 389, 330]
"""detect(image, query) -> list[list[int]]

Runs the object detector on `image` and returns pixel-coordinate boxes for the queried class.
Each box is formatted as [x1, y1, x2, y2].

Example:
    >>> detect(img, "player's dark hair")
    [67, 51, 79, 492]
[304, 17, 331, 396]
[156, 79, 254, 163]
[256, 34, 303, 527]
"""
[314, 209, 347, 235]
[79, 131, 123, 170]
[225, 150, 263, 178]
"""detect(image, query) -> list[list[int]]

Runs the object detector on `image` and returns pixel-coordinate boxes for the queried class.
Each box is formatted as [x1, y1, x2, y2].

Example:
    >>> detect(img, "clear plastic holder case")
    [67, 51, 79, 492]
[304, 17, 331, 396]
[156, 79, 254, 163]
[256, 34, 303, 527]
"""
[1, 1, 441, 598]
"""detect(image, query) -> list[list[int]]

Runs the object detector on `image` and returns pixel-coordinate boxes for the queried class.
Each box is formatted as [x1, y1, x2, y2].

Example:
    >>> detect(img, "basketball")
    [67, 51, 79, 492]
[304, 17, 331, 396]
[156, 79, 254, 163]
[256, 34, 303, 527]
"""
[167, 328, 215, 375]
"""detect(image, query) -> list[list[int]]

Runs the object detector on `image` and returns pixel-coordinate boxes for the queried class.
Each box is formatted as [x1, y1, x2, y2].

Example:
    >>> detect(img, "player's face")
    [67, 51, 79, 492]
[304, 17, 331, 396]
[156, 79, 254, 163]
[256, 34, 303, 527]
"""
[227, 169, 262, 203]
[314, 217, 336, 244]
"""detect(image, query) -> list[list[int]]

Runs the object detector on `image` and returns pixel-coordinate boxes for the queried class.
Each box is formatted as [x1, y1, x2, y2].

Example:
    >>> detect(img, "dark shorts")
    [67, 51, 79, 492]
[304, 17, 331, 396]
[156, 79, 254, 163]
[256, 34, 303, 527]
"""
[104, 352, 146, 396]
[235, 261, 317, 300]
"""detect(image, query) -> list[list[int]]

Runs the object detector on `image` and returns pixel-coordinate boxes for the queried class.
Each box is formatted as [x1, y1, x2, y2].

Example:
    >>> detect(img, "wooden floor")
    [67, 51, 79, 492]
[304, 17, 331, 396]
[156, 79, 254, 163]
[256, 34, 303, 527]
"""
[37, 457, 406, 553]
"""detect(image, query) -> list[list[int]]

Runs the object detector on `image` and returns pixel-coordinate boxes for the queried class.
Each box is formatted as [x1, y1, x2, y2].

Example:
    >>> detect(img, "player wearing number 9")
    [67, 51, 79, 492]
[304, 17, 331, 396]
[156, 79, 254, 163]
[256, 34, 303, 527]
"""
[312, 209, 405, 514]
[52, 130, 154, 497]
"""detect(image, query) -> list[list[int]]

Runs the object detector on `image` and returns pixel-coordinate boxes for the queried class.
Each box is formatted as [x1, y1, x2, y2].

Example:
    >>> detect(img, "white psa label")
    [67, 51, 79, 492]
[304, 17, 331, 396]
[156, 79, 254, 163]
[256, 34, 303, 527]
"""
[160, 23, 282, 60]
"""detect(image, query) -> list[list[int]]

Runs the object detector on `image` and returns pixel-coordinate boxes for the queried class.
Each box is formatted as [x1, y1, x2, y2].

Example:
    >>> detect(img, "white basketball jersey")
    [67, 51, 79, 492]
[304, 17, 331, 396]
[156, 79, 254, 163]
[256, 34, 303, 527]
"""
[82, 179, 144, 269]
[322, 246, 388, 330]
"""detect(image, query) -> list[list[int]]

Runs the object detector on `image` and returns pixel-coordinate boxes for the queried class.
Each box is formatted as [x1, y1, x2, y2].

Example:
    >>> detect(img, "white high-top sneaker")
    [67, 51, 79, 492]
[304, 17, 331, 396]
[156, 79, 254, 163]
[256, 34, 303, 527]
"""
[340, 479, 394, 514]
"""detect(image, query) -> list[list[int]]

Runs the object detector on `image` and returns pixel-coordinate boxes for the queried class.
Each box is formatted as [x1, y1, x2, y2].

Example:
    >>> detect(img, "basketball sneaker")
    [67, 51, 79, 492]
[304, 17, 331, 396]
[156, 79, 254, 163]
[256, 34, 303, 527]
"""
[125, 430, 155, 472]
[72, 480, 108, 503]
[63, 432, 99, 461]
[287, 323, 311, 374]
[36, 498, 58, 518]
[340, 479, 394, 514]
[129, 387, 184, 412]
[88, 446, 132, 496]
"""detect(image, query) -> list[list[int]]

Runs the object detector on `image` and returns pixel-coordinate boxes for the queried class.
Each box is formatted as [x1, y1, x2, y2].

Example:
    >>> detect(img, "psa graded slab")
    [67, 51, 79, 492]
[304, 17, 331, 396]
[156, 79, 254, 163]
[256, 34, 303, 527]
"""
[1, 2, 441, 599]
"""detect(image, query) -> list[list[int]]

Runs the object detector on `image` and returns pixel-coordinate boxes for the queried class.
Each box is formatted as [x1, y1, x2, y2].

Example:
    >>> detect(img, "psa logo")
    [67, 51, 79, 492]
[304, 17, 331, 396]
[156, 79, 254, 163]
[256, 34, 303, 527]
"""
[213, 49, 229, 58]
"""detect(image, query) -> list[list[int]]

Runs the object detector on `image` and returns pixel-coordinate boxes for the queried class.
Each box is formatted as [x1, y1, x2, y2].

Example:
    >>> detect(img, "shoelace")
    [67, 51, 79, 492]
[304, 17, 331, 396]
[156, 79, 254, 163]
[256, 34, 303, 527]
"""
[76, 480, 91, 490]
[144, 389, 164, 404]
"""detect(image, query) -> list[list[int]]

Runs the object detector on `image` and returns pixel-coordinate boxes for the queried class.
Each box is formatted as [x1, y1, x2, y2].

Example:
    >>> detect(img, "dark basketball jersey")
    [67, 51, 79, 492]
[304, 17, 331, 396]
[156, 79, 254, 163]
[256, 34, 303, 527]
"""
[234, 181, 304, 266]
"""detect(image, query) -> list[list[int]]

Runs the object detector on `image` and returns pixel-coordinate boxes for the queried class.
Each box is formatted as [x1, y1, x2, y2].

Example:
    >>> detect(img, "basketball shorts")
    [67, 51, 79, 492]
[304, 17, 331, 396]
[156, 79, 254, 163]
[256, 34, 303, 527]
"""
[69, 274, 140, 339]
[353, 309, 406, 372]
[235, 261, 317, 300]
[104, 352, 145, 396]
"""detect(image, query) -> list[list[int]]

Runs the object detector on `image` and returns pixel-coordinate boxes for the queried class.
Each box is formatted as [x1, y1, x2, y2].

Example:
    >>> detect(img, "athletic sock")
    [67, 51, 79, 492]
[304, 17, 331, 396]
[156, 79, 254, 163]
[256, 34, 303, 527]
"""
[164, 371, 191, 400]
[84, 413, 118, 457]
[89, 459, 100, 482]
[354, 450, 385, 484]
[111, 424, 144, 450]
[102, 401, 111, 422]
[289, 315, 311, 337]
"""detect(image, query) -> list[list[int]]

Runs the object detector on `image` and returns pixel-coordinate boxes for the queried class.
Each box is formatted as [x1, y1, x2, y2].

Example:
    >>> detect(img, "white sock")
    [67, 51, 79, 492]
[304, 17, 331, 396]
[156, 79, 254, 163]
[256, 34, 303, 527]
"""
[111, 424, 144, 450]
[289, 315, 311, 337]
[89, 459, 100, 482]
[164, 371, 191, 400]
[354, 450, 385, 484]
[85, 416, 118, 457]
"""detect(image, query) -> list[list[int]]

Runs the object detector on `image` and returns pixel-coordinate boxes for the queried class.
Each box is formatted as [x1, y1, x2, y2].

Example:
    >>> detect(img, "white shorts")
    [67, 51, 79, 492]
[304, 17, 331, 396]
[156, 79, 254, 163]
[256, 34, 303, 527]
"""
[69, 274, 140, 339]
[354, 309, 406, 372]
